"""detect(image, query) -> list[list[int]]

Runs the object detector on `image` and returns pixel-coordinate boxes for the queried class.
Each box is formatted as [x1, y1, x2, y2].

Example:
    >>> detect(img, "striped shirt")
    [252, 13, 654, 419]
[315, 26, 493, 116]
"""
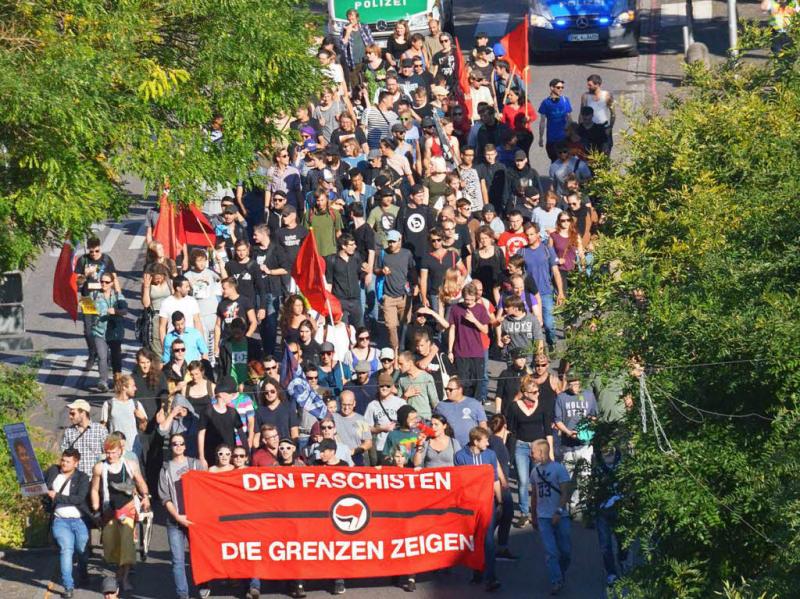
[361, 107, 398, 149]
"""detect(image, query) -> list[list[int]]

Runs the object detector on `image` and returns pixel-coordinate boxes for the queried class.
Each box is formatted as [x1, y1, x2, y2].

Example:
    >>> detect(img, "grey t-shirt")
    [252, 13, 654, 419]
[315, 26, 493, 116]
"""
[434, 398, 487, 447]
[501, 312, 544, 350]
[364, 395, 406, 451]
[531, 460, 570, 518]
[333, 412, 371, 452]
[420, 436, 461, 467]
[379, 248, 415, 298]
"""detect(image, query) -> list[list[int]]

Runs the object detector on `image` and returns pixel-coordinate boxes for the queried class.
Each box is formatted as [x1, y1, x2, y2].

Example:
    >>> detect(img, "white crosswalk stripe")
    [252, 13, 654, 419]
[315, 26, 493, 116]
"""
[128, 221, 147, 250]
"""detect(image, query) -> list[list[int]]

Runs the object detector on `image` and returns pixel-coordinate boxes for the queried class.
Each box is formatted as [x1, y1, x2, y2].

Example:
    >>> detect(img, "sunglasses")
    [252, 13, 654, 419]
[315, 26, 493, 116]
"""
[233, 453, 247, 458]
[381, 358, 393, 363]
[321, 425, 335, 430]
[173, 348, 186, 353]
[358, 336, 370, 341]
[265, 388, 277, 395]
[265, 365, 278, 371]
[217, 452, 231, 457]
[306, 375, 318, 380]
[430, 238, 442, 243]
[171, 441, 185, 447]
[322, 350, 334, 355]
[100, 280, 113, 285]
[554, 85, 565, 89]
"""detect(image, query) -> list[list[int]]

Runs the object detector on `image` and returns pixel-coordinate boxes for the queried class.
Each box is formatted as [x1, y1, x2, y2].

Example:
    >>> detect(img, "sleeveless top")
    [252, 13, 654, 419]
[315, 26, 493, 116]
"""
[422, 436, 459, 467]
[104, 461, 134, 510]
[186, 380, 213, 411]
[149, 283, 171, 313]
[537, 376, 559, 419]
[585, 92, 611, 126]
[349, 348, 380, 374]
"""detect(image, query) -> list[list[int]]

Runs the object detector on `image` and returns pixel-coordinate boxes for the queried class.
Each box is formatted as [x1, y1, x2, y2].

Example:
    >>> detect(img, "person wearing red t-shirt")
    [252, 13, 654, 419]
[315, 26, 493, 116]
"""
[250, 423, 279, 466]
[497, 210, 527, 264]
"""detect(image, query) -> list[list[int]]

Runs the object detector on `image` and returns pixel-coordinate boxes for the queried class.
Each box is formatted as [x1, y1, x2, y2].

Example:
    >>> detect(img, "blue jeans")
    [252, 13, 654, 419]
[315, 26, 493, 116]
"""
[597, 510, 620, 577]
[361, 279, 378, 327]
[514, 440, 533, 515]
[540, 292, 556, 347]
[476, 348, 489, 403]
[167, 521, 190, 598]
[259, 293, 280, 357]
[52, 517, 89, 591]
[538, 516, 572, 586]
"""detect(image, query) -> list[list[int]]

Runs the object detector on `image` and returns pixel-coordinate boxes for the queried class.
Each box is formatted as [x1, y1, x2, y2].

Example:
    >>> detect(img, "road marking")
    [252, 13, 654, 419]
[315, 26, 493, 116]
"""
[474, 13, 510, 40]
[100, 224, 122, 254]
[128, 221, 148, 250]
[62, 354, 88, 390]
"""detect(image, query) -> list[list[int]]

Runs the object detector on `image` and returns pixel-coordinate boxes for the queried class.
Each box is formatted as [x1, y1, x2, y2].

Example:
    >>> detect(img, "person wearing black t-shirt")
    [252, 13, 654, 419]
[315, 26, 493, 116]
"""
[275, 205, 307, 276]
[214, 277, 257, 358]
[75, 237, 118, 367]
[225, 240, 265, 310]
[253, 377, 300, 442]
[347, 203, 377, 328]
[324, 233, 363, 328]
[419, 226, 463, 314]
[495, 348, 532, 417]
[252, 224, 289, 357]
[198, 376, 245, 467]
[398, 184, 436, 265]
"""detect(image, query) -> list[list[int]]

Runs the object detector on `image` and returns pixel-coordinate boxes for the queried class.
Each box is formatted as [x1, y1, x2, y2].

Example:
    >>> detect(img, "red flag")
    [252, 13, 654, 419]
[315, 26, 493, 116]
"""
[53, 239, 78, 321]
[453, 38, 472, 118]
[499, 19, 529, 76]
[153, 190, 184, 260]
[180, 205, 216, 247]
[291, 231, 343, 323]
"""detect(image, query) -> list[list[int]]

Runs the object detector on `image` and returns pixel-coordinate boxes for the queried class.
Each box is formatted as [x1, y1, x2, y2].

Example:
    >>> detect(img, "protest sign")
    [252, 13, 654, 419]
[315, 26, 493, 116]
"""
[184, 466, 494, 582]
[3, 423, 47, 496]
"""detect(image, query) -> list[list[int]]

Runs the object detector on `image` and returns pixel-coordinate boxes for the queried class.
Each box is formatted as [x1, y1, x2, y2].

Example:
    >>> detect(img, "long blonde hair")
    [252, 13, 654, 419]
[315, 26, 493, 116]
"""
[438, 267, 464, 305]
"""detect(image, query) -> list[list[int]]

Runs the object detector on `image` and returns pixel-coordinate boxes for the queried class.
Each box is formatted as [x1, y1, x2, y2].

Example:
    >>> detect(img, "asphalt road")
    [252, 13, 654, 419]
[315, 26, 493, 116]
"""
[0, 0, 697, 596]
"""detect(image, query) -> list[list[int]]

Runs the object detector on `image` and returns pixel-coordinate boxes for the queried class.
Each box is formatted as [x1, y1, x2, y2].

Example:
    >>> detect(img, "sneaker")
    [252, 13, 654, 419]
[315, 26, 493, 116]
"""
[550, 581, 563, 595]
[199, 589, 211, 599]
[513, 515, 531, 528]
[246, 588, 260, 599]
[485, 578, 501, 592]
[290, 583, 306, 598]
[495, 548, 519, 561]
[96, 382, 109, 393]
[62, 590, 74, 599]
[333, 580, 346, 595]
[402, 577, 416, 592]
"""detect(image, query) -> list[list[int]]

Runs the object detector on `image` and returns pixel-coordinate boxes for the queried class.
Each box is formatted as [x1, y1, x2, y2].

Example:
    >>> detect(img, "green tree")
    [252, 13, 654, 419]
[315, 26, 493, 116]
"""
[0, 0, 323, 271]
[566, 27, 800, 598]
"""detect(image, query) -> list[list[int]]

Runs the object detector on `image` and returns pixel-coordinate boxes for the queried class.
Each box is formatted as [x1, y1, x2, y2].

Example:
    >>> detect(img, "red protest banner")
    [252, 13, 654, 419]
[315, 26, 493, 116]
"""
[184, 466, 494, 582]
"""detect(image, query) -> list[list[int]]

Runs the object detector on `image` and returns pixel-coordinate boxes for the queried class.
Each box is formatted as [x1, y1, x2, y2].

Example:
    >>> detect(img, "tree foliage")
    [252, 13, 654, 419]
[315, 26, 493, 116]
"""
[0, 0, 323, 271]
[566, 27, 800, 598]
[0, 361, 54, 548]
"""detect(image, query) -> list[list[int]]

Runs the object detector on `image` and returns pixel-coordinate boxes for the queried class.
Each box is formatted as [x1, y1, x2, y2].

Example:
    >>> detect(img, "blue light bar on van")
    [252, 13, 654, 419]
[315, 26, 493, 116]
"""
[598, 16, 610, 24]
[555, 18, 567, 27]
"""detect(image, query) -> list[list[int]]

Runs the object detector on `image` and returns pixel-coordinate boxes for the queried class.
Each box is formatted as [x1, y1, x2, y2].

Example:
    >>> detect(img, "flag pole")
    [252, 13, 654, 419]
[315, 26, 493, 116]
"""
[502, 66, 518, 106]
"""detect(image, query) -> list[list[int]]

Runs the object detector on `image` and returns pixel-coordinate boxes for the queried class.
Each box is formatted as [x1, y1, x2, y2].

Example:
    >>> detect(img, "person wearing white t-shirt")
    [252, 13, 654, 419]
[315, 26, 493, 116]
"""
[158, 275, 203, 352]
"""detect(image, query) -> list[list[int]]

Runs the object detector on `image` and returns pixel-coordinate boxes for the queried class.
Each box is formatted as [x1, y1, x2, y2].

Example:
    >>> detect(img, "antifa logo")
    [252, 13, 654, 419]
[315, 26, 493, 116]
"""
[331, 495, 370, 534]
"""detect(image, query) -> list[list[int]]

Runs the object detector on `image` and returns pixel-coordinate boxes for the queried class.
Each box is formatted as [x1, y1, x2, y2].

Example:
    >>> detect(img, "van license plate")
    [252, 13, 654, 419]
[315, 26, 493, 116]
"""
[568, 33, 600, 41]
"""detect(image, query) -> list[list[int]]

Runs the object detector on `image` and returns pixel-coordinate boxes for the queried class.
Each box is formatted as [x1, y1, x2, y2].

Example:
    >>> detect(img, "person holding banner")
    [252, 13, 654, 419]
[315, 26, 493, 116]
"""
[158, 432, 207, 599]
[454, 426, 502, 592]
[530, 438, 572, 595]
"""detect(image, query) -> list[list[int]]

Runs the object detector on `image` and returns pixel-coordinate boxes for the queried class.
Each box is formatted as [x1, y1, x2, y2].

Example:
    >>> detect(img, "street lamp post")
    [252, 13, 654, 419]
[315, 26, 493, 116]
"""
[728, 0, 739, 57]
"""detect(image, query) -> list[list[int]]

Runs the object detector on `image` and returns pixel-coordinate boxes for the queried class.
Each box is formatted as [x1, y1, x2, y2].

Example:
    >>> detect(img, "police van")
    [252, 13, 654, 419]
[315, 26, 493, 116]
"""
[529, 0, 640, 56]
[328, 0, 455, 44]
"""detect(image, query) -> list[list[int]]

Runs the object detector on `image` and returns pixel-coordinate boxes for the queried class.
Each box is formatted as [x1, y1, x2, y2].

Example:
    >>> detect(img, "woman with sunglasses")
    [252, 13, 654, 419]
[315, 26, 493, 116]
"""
[208, 443, 234, 473]
[89, 275, 128, 392]
[549, 214, 584, 296]
[344, 326, 380, 375]
[158, 433, 207, 599]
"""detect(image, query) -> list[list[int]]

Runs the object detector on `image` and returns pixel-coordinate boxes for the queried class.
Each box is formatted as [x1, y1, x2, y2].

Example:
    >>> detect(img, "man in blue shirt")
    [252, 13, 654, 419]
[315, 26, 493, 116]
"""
[530, 438, 572, 595]
[537, 78, 573, 162]
[434, 376, 488, 447]
[520, 223, 565, 352]
[454, 426, 503, 592]
[162, 311, 208, 364]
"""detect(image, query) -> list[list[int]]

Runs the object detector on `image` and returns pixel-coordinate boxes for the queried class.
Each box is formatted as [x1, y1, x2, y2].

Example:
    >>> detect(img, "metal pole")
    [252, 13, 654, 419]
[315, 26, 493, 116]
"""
[728, 0, 738, 57]
[685, 0, 695, 46]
